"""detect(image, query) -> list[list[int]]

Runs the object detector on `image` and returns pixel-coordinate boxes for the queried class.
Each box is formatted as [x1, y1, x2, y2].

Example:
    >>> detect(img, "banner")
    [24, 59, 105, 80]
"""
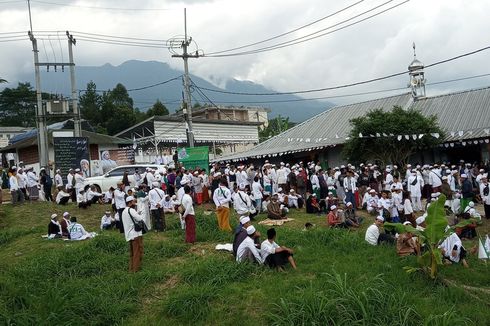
[100, 146, 135, 174]
[54, 137, 90, 178]
[178, 146, 209, 172]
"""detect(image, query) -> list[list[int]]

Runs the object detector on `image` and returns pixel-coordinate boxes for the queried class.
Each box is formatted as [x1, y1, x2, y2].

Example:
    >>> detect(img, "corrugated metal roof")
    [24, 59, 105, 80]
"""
[218, 92, 413, 161]
[411, 86, 490, 142]
[218, 86, 490, 162]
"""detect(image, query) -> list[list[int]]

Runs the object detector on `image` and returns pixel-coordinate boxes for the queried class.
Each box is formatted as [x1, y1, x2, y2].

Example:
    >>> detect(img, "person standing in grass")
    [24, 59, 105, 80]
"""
[181, 185, 196, 244]
[122, 196, 145, 273]
[460, 174, 473, 212]
[213, 178, 232, 232]
[9, 167, 24, 205]
[149, 182, 165, 232]
[261, 228, 297, 271]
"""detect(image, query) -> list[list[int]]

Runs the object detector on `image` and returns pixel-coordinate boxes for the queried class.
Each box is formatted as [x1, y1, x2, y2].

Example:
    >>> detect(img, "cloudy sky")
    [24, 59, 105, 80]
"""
[1, 0, 490, 104]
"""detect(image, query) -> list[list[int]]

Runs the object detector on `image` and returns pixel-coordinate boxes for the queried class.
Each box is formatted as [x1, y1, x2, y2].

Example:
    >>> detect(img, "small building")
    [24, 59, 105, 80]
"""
[115, 113, 265, 161]
[0, 126, 33, 148]
[0, 120, 131, 175]
[188, 106, 270, 129]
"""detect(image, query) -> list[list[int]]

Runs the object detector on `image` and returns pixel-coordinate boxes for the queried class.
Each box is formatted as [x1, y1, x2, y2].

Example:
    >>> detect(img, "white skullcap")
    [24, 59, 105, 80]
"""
[152, 181, 159, 187]
[246, 225, 256, 235]
[278, 187, 283, 192]
[330, 205, 337, 210]
[461, 174, 467, 178]
[328, 191, 333, 195]
[403, 221, 412, 226]
[376, 216, 384, 222]
[125, 196, 135, 202]
[239, 183, 246, 190]
[75, 168, 80, 172]
[63, 212, 70, 217]
[51, 213, 58, 219]
[468, 201, 475, 208]
[239, 216, 250, 225]
[346, 202, 352, 206]
[416, 214, 426, 225]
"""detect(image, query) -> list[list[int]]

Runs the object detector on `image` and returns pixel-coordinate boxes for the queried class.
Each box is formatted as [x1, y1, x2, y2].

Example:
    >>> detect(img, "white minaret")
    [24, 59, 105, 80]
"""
[408, 43, 426, 99]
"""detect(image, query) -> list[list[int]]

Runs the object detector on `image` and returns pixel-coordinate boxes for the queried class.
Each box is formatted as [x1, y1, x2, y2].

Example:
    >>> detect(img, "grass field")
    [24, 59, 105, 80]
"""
[1, 198, 489, 326]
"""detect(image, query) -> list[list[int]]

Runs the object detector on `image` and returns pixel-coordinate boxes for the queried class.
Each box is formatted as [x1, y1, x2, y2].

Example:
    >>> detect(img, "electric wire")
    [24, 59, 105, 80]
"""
[205, 0, 366, 55]
[204, 0, 408, 57]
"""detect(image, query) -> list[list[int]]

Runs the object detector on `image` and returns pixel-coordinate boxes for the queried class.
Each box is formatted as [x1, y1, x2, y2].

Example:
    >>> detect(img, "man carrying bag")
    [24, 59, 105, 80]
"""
[122, 196, 147, 273]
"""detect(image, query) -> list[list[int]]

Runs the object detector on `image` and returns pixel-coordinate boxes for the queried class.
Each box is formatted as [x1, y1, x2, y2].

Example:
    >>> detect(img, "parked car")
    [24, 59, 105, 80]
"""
[84, 164, 163, 192]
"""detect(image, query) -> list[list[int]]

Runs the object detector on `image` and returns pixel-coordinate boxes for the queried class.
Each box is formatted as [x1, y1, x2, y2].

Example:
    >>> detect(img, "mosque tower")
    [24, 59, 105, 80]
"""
[408, 43, 426, 99]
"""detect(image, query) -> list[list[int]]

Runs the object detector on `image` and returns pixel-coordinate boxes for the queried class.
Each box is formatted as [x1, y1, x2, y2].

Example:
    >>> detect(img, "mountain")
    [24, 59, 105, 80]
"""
[14, 60, 333, 122]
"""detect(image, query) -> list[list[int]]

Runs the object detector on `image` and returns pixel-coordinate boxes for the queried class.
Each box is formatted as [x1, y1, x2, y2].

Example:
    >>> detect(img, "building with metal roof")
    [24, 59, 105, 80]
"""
[216, 86, 490, 166]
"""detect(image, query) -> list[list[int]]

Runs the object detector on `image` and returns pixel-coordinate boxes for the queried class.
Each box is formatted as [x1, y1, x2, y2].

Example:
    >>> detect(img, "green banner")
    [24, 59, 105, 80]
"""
[178, 146, 209, 172]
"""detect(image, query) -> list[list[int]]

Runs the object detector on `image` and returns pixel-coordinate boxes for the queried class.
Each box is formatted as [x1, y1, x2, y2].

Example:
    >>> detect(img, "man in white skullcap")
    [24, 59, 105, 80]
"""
[236, 225, 263, 264]
[365, 216, 394, 245]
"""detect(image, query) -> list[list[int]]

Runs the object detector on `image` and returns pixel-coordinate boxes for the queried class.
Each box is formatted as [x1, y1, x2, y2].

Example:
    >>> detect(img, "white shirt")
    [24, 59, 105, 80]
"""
[86, 189, 102, 201]
[236, 236, 263, 264]
[213, 186, 232, 208]
[149, 188, 165, 210]
[18, 173, 27, 188]
[233, 190, 252, 215]
[122, 206, 144, 242]
[277, 168, 287, 184]
[56, 190, 70, 204]
[9, 175, 19, 191]
[343, 176, 357, 191]
[176, 187, 185, 205]
[403, 198, 414, 215]
[310, 174, 320, 190]
[429, 169, 442, 188]
[260, 239, 280, 262]
[163, 198, 174, 209]
[114, 189, 126, 209]
[100, 214, 114, 229]
[66, 173, 75, 189]
[74, 173, 85, 189]
[55, 173, 63, 188]
[252, 181, 263, 199]
[365, 224, 380, 246]
[68, 222, 89, 240]
[26, 171, 38, 187]
[182, 193, 195, 217]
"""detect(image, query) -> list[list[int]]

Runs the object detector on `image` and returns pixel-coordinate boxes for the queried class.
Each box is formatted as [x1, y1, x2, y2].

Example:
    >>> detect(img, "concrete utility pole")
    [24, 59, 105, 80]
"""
[172, 8, 199, 147]
[67, 31, 82, 137]
[28, 31, 49, 169]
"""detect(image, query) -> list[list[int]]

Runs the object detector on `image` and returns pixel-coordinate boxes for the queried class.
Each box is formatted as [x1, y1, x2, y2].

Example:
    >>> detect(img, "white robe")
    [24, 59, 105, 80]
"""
[137, 195, 151, 231]
[438, 233, 464, 263]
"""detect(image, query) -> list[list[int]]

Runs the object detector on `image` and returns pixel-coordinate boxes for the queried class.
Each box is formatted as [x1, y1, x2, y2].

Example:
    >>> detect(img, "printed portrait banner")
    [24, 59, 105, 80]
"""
[99, 146, 135, 174]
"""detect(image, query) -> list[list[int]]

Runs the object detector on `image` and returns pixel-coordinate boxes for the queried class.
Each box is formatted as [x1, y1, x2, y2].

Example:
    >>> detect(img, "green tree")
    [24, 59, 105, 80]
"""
[342, 106, 444, 166]
[259, 115, 292, 142]
[146, 100, 169, 117]
[99, 83, 138, 135]
[0, 82, 37, 127]
[79, 81, 103, 128]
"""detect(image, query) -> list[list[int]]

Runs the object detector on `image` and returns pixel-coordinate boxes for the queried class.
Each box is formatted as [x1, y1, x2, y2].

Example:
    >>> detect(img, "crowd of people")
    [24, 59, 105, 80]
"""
[3, 158, 489, 272]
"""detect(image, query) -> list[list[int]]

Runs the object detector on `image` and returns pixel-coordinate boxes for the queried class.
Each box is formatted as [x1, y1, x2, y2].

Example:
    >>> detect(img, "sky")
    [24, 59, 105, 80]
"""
[1, 0, 490, 105]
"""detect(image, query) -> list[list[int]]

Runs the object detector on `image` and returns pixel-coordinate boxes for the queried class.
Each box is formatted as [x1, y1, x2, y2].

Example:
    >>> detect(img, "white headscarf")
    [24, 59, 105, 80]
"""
[438, 233, 464, 263]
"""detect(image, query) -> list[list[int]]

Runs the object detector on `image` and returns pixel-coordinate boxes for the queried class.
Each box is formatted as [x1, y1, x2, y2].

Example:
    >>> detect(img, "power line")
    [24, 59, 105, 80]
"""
[204, 0, 407, 57]
[77, 76, 183, 93]
[205, 0, 365, 56]
[30, 0, 174, 11]
[72, 31, 170, 43]
[195, 44, 490, 96]
[66, 37, 171, 49]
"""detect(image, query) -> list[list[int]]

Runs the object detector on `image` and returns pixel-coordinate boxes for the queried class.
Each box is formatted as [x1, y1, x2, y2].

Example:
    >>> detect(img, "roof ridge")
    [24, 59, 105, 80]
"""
[420, 84, 490, 101]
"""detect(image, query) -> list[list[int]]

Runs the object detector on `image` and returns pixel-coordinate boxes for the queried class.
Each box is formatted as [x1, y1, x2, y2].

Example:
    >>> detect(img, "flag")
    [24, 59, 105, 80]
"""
[132, 135, 137, 150]
[478, 236, 490, 259]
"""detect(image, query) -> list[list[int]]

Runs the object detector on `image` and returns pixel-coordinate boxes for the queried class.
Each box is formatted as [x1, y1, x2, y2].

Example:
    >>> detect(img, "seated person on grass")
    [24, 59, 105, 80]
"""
[344, 202, 361, 226]
[87, 185, 103, 204]
[260, 228, 297, 270]
[236, 225, 263, 264]
[55, 186, 71, 205]
[68, 216, 94, 241]
[365, 216, 395, 245]
[262, 195, 270, 213]
[327, 205, 348, 228]
[306, 193, 320, 214]
[326, 191, 339, 211]
[438, 231, 469, 268]
[267, 193, 287, 220]
[77, 189, 89, 209]
[100, 211, 116, 230]
[48, 213, 62, 238]
[233, 216, 261, 257]
[163, 195, 176, 214]
[287, 189, 299, 209]
[396, 221, 419, 256]
[60, 212, 71, 238]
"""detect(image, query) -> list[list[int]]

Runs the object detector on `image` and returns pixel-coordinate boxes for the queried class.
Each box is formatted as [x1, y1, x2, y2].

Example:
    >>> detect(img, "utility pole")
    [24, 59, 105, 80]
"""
[172, 8, 199, 147]
[28, 31, 49, 169]
[67, 31, 81, 137]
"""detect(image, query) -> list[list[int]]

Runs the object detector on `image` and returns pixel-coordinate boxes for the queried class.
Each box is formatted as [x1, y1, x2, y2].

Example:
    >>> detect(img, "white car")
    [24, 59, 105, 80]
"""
[84, 164, 164, 192]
